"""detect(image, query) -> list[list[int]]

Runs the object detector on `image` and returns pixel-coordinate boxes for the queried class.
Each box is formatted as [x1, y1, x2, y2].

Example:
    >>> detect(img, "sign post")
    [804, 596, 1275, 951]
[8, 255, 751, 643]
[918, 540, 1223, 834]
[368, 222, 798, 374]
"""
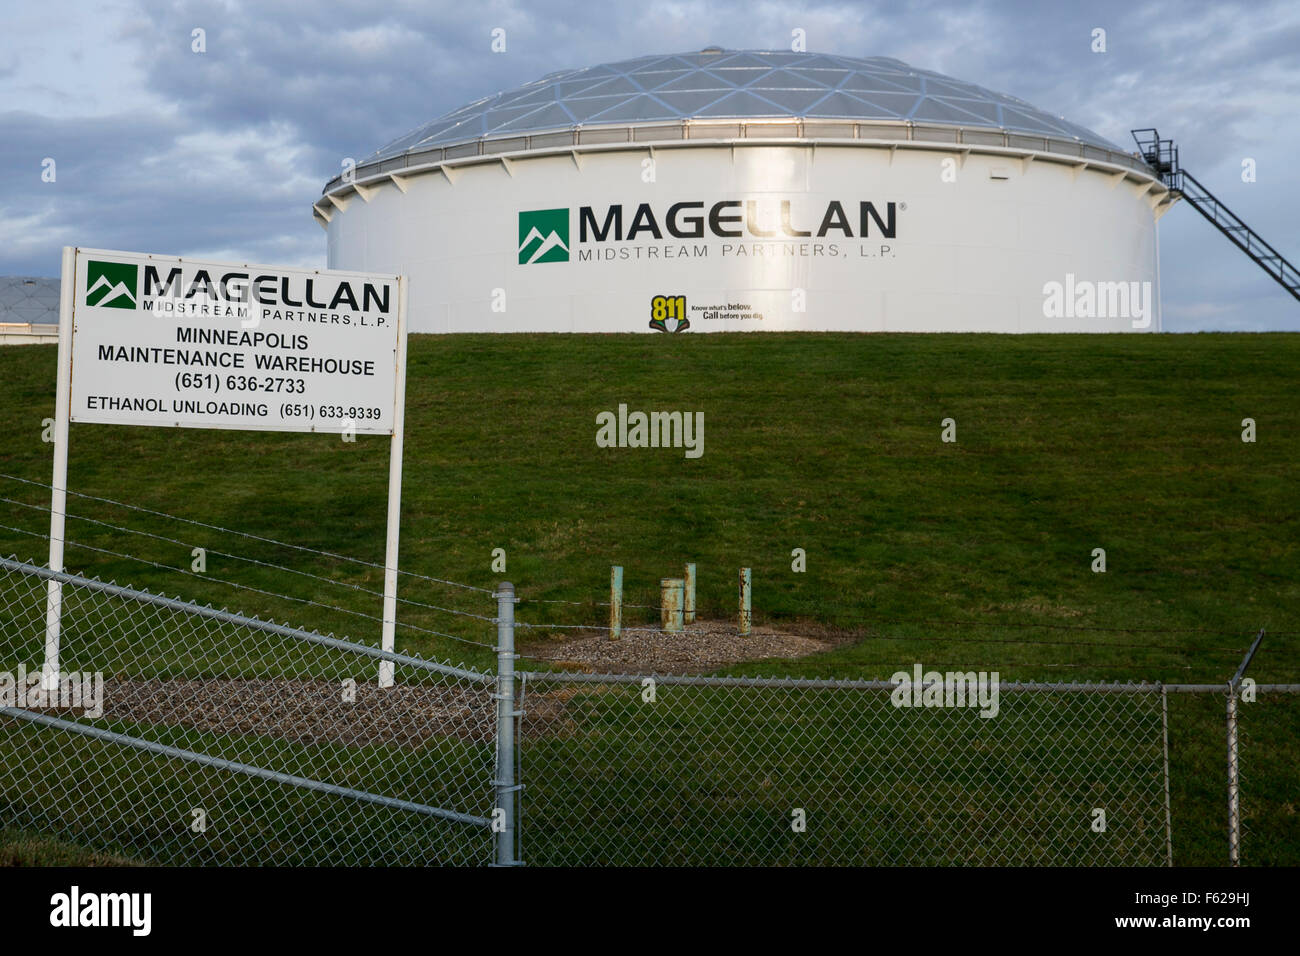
[44, 247, 407, 688]
[378, 278, 408, 688]
[42, 247, 77, 690]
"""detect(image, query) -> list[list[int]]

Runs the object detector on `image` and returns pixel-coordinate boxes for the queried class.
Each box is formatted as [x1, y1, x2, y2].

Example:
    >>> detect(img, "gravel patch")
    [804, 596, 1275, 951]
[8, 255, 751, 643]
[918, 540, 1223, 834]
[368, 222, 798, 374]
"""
[32, 676, 575, 747]
[76, 678, 502, 748]
[19, 621, 832, 747]
[523, 618, 834, 674]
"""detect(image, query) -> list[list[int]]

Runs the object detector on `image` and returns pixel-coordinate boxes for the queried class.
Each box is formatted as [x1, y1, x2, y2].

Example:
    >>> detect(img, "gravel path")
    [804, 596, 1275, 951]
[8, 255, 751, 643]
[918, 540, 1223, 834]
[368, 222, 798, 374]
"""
[522, 618, 833, 674]
[20, 622, 831, 747]
[92, 677, 499, 748]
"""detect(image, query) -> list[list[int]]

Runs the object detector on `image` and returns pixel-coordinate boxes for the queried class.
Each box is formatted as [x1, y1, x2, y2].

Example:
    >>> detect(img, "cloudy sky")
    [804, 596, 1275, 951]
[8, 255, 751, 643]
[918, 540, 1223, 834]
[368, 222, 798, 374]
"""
[2, 0, 1298, 330]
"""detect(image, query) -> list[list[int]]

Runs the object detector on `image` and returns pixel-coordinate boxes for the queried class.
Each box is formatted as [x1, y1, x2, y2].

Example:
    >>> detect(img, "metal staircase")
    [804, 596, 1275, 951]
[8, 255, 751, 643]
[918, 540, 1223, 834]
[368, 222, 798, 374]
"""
[1132, 128, 1300, 302]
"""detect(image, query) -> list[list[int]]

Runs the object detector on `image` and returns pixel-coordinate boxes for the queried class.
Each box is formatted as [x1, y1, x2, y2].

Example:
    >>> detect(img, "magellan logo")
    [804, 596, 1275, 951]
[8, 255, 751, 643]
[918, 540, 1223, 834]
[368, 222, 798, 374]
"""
[575, 199, 898, 242]
[516, 199, 899, 264]
[85, 260, 138, 309]
[518, 208, 570, 264]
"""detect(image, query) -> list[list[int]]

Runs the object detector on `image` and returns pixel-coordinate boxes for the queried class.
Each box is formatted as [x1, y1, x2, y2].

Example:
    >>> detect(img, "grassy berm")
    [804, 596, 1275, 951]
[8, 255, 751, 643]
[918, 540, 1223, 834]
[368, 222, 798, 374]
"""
[0, 332, 1295, 865]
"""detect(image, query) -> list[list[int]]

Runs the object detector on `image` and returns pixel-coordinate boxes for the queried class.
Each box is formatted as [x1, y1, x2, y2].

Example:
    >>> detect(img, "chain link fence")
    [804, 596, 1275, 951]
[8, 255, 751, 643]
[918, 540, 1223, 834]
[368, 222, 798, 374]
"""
[1234, 689, 1300, 866]
[0, 556, 498, 866]
[2, 556, 1296, 866]
[514, 672, 1171, 866]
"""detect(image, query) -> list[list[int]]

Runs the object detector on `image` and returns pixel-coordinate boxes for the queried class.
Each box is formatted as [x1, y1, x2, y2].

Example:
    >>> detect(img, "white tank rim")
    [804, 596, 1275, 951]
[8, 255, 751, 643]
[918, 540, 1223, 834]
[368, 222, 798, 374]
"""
[314, 134, 1172, 228]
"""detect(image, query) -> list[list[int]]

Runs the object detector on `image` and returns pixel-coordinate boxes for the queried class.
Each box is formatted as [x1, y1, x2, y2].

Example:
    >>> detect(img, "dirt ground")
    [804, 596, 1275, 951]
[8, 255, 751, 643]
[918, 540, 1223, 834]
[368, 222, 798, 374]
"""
[521, 617, 837, 674]
[82, 677, 503, 748]
[23, 620, 836, 747]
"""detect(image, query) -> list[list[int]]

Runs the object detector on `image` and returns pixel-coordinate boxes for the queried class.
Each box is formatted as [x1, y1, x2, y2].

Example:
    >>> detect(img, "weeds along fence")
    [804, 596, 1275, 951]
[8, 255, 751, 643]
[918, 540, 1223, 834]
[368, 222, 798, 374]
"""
[2, 552, 1297, 866]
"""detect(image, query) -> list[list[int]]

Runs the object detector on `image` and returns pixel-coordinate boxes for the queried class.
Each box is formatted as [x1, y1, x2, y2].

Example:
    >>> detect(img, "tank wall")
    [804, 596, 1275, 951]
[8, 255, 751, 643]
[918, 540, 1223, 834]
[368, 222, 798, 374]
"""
[326, 144, 1160, 333]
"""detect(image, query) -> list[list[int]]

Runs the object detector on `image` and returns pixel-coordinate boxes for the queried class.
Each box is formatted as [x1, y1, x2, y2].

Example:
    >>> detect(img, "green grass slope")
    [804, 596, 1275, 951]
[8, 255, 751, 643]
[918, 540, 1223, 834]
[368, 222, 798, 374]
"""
[1, 333, 1296, 867]
[1, 333, 1295, 682]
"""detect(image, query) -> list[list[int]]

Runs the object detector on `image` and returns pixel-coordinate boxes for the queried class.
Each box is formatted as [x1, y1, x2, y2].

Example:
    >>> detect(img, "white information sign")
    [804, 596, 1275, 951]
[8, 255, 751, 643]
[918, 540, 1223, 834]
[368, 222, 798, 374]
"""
[44, 247, 410, 690]
[69, 248, 401, 434]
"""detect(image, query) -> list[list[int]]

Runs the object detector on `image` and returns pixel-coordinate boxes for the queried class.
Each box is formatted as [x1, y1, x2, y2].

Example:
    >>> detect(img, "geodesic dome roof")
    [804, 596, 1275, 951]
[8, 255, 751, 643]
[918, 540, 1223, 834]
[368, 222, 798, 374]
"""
[0, 276, 60, 325]
[365, 48, 1122, 163]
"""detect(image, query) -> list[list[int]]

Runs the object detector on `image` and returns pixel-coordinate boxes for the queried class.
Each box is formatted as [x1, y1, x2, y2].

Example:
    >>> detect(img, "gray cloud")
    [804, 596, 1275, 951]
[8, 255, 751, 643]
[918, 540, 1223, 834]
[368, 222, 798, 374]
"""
[1, 0, 1296, 328]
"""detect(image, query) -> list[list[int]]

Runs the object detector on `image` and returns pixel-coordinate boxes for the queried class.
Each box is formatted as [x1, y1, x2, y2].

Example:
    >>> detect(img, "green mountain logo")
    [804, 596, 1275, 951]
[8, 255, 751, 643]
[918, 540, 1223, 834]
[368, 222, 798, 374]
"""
[85, 260, 138, 309]
[518, 208, 569, 264]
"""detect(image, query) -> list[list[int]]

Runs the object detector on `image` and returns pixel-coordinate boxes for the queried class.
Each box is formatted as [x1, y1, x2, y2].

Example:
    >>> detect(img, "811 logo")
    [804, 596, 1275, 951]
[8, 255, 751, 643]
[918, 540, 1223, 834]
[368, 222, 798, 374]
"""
[649, 293, 689, 332]
[518, 209, 569, 264]
[85, 260, 138, 309]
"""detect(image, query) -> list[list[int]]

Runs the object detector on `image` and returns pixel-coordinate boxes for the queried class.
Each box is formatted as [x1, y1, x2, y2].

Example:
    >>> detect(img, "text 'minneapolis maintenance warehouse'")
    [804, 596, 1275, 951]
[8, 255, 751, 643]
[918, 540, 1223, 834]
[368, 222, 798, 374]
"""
[315, 48, 1173, 334]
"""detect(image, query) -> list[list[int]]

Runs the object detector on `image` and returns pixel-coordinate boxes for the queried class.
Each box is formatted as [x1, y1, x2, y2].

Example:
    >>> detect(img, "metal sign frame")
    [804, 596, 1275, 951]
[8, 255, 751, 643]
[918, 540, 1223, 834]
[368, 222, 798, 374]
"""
[43, 246, 410, 688]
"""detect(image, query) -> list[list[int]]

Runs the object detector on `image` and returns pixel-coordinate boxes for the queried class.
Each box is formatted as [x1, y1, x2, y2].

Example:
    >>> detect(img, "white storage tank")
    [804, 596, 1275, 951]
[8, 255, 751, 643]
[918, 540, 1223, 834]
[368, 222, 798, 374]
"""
[316, 49, 1174, 333]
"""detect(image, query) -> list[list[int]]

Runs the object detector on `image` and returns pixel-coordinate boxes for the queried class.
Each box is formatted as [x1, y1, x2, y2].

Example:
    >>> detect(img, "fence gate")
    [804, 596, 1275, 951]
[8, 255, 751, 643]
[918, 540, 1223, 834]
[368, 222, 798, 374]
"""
[0, 556, 501, 866]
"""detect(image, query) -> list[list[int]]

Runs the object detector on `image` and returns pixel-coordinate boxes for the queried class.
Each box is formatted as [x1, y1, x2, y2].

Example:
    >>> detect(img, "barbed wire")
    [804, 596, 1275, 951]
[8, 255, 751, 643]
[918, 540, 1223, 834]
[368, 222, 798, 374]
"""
[0, 522, 498, 650]
[2, 508, 1278, 657]
[6, 475, 1283, 639]
[850, 626, 1246, 654]
[514, 619, 662, 633]
[0, 473, 493, 594]
[518, 655, 1204, 672]
[2, 476, 1288, 665]
[509, 613, 1252, 655]
[523, 595, 657, 609]
[525, 600, 1296, 639]
[859, 615, 1268, 637]
[515, 593, 1276, 640]
[0, 495, 496, 623]
[3, 517, 1278, 680]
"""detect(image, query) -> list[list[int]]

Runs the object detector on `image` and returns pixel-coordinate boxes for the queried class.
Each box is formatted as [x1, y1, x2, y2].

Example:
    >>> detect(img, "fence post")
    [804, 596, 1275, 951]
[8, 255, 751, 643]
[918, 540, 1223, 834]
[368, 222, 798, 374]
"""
[1227, 686, 1240, 866]
[42, 246, 76, 691]
[683, 563, 696, 624]
[1160, 684, 1173, 867]
[1226, 628, 1264, 866]
[609, 565, 622, 641]
[494, 581, 519, 866]
[738, 567, 751, 637]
